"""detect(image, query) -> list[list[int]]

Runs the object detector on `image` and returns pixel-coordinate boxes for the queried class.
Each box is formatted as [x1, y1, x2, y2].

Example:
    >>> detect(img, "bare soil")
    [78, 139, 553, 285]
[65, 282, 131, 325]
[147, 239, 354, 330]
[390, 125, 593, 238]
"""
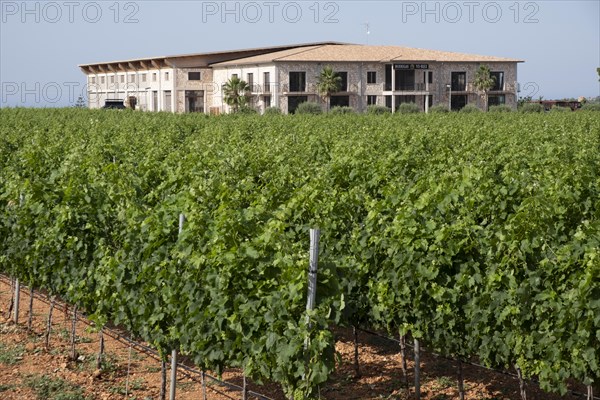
[0, 278, 584, 400]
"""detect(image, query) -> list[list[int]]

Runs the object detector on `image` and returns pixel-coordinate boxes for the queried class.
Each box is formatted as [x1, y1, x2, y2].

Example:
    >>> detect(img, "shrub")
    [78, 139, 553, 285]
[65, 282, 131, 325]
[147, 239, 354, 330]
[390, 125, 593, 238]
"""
[488, 104, 513, 113]
[428, 105, 449, 114]
[459, 104, 482, 113]
[366, 105, 391, 114]
[236, 106, 258, 114]
[396, 103, 420, 114]
[580, 103, 600, 111]
[295, 102, 322, 115]
[519, 103, 544, 113]
[263, 107, 282, 115]
[550, 106, 571, 113]
[330, 106, 355, 115]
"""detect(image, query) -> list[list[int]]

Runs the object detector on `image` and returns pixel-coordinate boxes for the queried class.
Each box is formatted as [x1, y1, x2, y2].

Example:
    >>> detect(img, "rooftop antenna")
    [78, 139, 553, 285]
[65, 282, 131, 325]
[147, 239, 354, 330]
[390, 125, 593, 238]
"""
[363, 22, 370, 45]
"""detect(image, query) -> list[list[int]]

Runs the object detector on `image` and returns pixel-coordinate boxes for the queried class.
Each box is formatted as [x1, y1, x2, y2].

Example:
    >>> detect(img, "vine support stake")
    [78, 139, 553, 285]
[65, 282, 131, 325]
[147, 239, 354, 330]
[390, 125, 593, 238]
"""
[169, 212, 185, 400]
[587, 384, 593, 400]
[45, 296, 56, 351]
[353, 325, 360, 378]
[169, 349, 178, 400]
[414, 338, 421, 400]
[13, 278, 20, 324]
[305, 228, 320, 324]
[457, 358, 465, 400]
[70, 305, 78, 361]
[242, 374, 248, 400]
[27, 287, 34, 331]
[201, 370, 207, 400]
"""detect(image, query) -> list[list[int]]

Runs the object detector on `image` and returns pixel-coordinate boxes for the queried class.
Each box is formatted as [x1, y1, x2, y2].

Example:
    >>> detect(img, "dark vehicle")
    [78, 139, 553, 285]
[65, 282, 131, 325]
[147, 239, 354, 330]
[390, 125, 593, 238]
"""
[102, 99, 126, 109]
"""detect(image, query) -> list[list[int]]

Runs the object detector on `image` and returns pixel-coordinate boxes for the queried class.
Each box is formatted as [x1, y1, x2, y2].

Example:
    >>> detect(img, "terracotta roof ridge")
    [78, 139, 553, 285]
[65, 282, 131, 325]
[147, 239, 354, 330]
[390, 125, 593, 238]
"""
[272, 45, 326, 62]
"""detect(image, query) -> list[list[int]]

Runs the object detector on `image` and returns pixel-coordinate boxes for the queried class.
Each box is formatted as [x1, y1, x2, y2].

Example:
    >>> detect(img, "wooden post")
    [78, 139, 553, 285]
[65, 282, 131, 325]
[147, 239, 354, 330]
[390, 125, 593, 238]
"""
[13, 278, 20, 324]
[160, 359, 167, 400]
[414, 338, 421, 399]
[457, 358, 465, 400]
[201, 370, 207, 400]
[27, 287, 34, 331]
[353, 325, 360, 378]
[70, 305, 78, 360]
[45, 296, 55, 350]
[242, 375, 248, 400]
[306, 229, 320, 319]
[169, 213, 185, 400]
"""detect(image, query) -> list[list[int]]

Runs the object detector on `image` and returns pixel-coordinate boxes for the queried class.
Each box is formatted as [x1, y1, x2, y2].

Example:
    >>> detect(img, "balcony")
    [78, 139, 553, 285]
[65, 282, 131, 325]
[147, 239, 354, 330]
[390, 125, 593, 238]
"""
[383, 82, 429, 92]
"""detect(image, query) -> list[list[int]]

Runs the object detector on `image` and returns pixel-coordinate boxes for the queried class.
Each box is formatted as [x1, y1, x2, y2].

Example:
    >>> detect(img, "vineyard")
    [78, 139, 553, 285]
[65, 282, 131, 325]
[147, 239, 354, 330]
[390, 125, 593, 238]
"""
[0, 108, 599, 399]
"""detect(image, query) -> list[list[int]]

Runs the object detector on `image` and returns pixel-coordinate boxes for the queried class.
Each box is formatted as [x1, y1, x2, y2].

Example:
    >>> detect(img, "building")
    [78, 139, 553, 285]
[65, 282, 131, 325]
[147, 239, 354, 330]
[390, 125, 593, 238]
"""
[79, 42, 523, 113]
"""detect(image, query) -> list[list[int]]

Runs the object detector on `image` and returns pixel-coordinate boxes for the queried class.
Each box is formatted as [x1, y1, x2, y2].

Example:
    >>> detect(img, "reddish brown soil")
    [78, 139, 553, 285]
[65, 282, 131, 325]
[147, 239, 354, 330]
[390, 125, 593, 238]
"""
[0, 278, 583, 400]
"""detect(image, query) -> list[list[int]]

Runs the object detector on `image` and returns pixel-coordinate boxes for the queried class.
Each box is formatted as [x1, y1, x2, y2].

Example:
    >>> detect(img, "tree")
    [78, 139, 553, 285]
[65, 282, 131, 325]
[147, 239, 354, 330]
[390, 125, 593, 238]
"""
[223, 76, 250, 113]
[473, 65, 496, 111]
[316, 66, 341, 112]
[74, 96, 86, 108]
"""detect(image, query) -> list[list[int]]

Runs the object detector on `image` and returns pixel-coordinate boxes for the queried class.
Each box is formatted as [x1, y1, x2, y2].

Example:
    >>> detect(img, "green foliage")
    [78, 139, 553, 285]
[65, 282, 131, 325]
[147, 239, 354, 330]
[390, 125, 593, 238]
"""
[236, 105, 258, 114]
[459, 104, 482, 113]
[581, 103, 600, 111]
[519, 103, 544, 113]
[24, 374, 87, 400]
[263, 107, 282, 115]
[396, 103, 420, 114]
[0, 343, 24, 365]
[550, 106, 571, 113]
[329, 106, 355, 115]
[295, 102, 322, 115]
[1, 109, 599, 396]
[223, 76, 250, 112]
[366, 105, 390, 114]
[428, 104, 449, 113]
[488, 105, 513, 113]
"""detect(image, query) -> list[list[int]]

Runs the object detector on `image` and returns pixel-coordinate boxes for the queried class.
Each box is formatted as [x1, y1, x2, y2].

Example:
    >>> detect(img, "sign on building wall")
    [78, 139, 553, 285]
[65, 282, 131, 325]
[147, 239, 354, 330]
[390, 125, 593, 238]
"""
[394, 64, 429, 70]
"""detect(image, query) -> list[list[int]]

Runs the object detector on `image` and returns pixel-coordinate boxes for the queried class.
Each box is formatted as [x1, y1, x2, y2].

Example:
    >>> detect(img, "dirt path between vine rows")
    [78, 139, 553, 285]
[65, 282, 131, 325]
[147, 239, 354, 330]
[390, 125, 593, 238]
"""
[0, 278, 586, 400]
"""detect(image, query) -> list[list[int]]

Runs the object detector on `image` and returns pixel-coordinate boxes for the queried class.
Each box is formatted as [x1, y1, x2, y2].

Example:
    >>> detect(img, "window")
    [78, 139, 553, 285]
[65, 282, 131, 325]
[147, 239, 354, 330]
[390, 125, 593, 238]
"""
[165, 72, 170, 81]
[129, 74, 135, 83]
[367, 71, 377, 84]
[488, 94, 506, 107]
[247, 73, 254, 91]
[451, 72, 466, 91]
[188, 72, 201, 81]
[141, 74, 146, 82]
[152, 73, 157, 82]
[337, 72, 348, 91]
[164, 91, 172, 112]
[100, 76, 105, 84]
[263, 72, 270, 92]
[367, 95, 377, 105]
[491, 72, 504, 91]
[395, 70, 414, 90]
[451, 95, 468, 111]
[110, 76, 114, 84]
[120, 75, 125, 83]
[91, 77, 96, 84]
[153, 91, 158, 111]
[289, 72, 306, 92]
[185, 90, 204, 113]
[232, 73, 238, 79]
[264, 96, 271, 108]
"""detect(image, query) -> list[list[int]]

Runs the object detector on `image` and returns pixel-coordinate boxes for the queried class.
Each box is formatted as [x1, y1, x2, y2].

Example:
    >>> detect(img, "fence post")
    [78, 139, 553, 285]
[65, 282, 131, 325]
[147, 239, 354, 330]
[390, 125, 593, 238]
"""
[414, 338, 421, 399]
[13, 193, 24, 324]
[169, 213, 185, 400]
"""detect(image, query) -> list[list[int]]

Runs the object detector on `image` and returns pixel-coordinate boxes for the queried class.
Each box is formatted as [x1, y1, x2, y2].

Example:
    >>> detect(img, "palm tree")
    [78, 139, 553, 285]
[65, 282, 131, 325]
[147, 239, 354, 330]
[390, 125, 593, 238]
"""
[223, 76, 250, 113]
[316, 66, 341, 111]
[473, 64, 496, 111]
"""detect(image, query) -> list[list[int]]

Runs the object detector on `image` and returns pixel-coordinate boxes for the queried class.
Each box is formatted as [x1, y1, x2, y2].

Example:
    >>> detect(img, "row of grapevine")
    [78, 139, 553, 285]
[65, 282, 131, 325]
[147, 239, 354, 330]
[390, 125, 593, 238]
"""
[1, 108, 598, 398]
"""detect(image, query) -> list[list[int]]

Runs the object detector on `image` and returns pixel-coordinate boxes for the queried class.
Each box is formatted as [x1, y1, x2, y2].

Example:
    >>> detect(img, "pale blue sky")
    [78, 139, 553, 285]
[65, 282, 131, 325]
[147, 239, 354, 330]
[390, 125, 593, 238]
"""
[1, 0, 598, 107]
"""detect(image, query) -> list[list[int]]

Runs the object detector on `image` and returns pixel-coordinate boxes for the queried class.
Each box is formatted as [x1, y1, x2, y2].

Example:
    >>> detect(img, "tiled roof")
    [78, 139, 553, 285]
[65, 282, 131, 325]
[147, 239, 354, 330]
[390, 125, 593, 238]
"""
[211, 44, 523, 66]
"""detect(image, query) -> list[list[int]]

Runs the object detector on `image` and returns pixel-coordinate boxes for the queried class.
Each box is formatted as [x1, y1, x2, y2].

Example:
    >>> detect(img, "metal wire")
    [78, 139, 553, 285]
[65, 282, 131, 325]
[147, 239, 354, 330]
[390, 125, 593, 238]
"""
[0, 275, 276, 400]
